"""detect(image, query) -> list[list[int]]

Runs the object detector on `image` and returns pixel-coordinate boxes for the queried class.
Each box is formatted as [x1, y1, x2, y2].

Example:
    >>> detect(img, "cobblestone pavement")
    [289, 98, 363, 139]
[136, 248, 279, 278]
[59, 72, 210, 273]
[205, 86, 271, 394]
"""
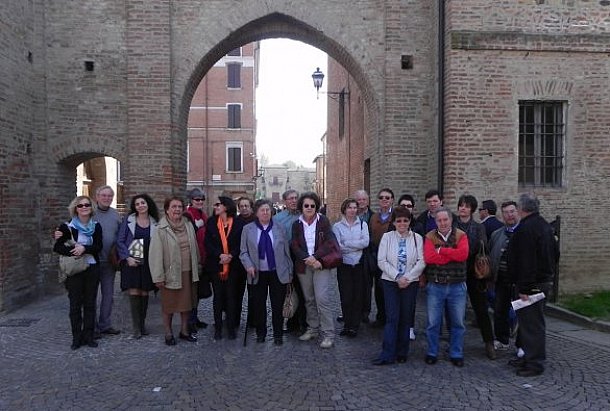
[1, 274, 609, 411]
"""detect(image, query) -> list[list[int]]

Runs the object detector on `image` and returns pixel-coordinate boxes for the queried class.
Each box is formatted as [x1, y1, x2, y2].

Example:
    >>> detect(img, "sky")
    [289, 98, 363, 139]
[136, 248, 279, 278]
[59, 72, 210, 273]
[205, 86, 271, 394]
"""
[256, 39, 327, 168]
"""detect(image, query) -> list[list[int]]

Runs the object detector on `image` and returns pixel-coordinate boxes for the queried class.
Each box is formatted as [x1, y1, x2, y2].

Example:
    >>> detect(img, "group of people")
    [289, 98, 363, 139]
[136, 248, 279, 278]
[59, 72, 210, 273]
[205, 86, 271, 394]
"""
[54, 186, 557, 377]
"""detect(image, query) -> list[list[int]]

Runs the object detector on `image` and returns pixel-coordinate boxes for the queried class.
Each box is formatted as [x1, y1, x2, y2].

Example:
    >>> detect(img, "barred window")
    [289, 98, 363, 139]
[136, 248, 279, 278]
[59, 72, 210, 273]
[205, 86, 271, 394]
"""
[518, 101, 565, 187]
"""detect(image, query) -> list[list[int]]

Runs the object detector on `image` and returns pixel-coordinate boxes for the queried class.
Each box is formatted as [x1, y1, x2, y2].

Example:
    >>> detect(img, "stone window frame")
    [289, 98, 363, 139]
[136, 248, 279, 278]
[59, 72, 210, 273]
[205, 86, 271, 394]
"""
[518, 100, 565, 188]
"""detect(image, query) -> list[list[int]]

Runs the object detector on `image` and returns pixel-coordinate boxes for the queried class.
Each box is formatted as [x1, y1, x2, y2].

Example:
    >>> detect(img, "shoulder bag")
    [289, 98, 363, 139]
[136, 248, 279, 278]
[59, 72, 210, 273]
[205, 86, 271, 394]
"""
[282, 283, 299, 319]
[474, 240, 491, 280]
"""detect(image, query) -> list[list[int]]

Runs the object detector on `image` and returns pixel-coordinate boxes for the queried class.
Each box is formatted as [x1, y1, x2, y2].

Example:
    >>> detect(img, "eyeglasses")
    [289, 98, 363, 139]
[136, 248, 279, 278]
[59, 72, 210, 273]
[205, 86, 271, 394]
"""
[302, 204, 316, 209]
[192, 198, 204, 202]
[213, 203, 222, 207]
[378, 195, 392, 200]
[395, 218, 410, 223]
[400, 204, 414, 209]
[76, 203, 91, 208]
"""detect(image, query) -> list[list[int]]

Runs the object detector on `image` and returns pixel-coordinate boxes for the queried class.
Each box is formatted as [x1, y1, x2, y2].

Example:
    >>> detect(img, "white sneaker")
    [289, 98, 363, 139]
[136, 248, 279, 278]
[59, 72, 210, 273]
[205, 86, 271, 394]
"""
[409, 328, 416, 341]
[516, 347, 525, 358]
[493, 340, 510, 350]
[320, 337, 333, 349]
[299, 329, 319, 341]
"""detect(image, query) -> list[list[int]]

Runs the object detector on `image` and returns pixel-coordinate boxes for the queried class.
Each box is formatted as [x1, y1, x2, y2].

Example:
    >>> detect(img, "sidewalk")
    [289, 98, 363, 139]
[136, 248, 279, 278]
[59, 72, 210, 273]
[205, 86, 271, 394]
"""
[1, 281, 609, 410]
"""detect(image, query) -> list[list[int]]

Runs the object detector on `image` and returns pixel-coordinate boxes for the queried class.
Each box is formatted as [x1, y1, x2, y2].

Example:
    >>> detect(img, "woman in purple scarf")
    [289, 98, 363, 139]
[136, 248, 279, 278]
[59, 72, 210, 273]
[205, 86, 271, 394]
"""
[240, 199, 294, 345]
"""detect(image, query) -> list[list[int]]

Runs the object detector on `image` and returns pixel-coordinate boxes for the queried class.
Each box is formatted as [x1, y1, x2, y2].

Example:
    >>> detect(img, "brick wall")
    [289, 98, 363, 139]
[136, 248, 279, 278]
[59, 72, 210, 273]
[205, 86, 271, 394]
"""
[1, 0, 609, 311]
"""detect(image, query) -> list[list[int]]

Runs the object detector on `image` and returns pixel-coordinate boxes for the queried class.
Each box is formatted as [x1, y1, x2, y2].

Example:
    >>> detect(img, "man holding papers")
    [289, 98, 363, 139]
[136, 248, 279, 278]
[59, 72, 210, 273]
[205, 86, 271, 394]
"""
[508, 193, 559, 377]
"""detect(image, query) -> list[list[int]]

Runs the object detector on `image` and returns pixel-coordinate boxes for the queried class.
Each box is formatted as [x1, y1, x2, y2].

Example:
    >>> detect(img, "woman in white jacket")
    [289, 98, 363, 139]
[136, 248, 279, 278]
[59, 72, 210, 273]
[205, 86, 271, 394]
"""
[373, 206, 426, 365]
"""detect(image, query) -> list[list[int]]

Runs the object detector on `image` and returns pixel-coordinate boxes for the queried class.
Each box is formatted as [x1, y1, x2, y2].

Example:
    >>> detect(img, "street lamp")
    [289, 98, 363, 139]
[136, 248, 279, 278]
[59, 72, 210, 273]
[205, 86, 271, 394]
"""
[311, 67, 350, 100]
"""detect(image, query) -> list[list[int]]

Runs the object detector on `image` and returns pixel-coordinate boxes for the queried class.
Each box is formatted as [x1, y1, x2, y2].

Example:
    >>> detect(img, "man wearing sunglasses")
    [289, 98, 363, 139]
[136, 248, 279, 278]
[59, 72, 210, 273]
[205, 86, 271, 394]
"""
[367, 188, 395, 328]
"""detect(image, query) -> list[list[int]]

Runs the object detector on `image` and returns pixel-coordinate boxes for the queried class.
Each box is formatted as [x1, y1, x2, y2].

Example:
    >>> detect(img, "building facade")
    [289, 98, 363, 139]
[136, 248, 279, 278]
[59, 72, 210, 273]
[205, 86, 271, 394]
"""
[1, 1, 609, 311]
[257, 165, 316, 205]
[187, 43, 259, 205]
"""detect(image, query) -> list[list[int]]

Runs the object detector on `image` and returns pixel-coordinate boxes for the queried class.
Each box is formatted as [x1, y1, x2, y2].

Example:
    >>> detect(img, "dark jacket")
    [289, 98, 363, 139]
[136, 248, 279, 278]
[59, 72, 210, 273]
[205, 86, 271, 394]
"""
[482, 216, 503, 239]
[455, 217, 487, 278]
[53, 222, 103, 262]
[508, 212, 558, 294]
[203, 215, 245, 277]
[290, 214, 338, 274]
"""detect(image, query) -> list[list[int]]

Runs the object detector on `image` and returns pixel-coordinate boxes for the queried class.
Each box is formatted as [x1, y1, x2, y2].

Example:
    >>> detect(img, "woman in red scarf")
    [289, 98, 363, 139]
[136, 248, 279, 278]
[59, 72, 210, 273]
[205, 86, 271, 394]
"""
[203, 196, 246, 340]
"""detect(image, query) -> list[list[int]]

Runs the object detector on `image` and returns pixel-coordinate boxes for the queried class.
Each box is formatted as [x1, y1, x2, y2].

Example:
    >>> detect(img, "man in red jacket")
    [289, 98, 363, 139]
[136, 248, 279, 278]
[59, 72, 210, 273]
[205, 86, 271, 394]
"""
[423, 207, 469, 367]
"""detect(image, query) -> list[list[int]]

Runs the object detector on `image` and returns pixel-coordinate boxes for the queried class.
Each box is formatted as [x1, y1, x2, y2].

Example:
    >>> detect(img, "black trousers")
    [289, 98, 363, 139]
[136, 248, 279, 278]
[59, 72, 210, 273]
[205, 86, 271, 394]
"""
[362, 266, 373, 320]
[494, 281, 514, 345]
[248, 270, 286, 338]
[233, 269, 247, 328]
[466, 276, 494, 343]
[65, 264, 100, 343]
[337, 263, 365, 331]
[211, 270, 243, 330]
[516, 283, 551, 372]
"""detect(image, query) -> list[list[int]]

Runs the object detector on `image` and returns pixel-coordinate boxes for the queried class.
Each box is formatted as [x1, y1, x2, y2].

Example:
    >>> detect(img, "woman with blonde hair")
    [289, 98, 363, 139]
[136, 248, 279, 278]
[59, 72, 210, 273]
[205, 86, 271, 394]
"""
[54, 196, 103, 350]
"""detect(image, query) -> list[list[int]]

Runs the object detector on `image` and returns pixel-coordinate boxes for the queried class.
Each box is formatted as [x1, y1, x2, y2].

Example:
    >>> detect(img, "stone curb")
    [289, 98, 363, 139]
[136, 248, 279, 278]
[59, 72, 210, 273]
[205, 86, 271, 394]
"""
[546, 303, 610, 334]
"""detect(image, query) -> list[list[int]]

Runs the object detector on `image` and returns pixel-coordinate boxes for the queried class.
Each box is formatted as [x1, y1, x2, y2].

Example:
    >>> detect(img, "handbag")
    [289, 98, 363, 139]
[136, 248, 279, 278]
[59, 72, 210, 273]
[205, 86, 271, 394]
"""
[318, 234, 342, 269]
[58, 254, 90, 283]
[474, 240, 491, 280]
[128, 239, 144, 265]
[282, 283, 299, 319]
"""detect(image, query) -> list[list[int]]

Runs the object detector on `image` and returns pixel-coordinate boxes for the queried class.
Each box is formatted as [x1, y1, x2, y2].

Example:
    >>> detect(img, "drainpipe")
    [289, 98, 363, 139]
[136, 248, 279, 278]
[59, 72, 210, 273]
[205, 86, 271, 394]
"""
[437, 0, 446, 193]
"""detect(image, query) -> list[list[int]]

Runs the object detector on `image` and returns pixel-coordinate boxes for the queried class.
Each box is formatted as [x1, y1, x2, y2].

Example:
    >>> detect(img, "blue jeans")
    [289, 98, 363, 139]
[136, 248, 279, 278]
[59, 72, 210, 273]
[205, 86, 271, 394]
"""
[378, 280, 418, 362]
[426, 282, 467, 359]
[96, 262, 116, 332]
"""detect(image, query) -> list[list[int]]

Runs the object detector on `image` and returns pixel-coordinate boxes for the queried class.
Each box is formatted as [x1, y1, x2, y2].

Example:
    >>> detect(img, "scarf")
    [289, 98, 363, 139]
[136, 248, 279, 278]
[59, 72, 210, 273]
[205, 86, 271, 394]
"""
[255, 219, 276, 270]
[70, 217, 96, 239]
[217, 216, 233, 281]
[167, 216, 186, 233]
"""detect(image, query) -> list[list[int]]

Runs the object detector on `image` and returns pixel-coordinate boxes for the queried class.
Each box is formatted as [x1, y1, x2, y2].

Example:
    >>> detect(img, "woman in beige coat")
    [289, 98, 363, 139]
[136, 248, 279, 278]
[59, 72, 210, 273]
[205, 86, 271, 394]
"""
[149, 196, 200, 346]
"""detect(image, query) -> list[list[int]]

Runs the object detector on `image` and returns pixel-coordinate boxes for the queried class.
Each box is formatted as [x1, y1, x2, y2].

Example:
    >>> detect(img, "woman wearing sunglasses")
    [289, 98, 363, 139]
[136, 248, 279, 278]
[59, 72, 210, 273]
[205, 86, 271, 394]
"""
[203, 196, 246, 340]
[290, 192, 341, 349]
[53, 196, 103, 350]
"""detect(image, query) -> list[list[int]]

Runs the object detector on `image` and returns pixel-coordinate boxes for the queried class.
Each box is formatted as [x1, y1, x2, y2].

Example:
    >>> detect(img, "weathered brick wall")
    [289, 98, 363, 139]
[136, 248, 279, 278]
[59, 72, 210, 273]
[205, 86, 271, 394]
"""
[444, 0, 610, 292]
[2, 0, 608, 311]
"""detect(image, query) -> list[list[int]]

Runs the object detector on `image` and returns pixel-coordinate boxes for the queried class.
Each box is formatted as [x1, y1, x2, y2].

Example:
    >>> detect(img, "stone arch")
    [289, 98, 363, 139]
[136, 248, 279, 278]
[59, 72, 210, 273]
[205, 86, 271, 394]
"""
[176, 12, 380, 167]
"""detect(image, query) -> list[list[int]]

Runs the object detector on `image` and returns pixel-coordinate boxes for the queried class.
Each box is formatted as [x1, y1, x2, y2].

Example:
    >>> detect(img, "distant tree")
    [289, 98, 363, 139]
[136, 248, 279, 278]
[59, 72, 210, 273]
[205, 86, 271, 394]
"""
[283, 160, 297, 169]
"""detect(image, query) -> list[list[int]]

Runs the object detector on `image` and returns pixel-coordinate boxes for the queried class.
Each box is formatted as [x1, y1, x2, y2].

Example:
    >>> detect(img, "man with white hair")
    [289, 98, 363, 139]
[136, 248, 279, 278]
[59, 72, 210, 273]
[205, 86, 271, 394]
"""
[508, 193, 558, 377]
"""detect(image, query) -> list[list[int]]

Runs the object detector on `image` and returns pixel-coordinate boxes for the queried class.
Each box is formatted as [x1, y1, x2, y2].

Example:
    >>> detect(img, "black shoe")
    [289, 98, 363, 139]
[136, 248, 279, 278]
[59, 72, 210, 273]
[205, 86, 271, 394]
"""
[188, 324, 198, 335]
[516, 367, 543, 377]
[425, 355, 438, 365]
[165, 335, 176, 346]
[179, 333, 197, 342]
[450, 358, 464, 367]
[101, 327, 121, 335]
[256, 335, 266, 343]
[397, 355, 407, 363]
[86, 340, 98, 348]
[361, 316, 370, 324]
[93, 332, 102, 340]
[339, 329, 349, 336]
[371, 321, 385, 329]
[337, 316, 344, 323]
[508, 358, 526, 368]
[70, 340, 81, 350]
[214, 329, 222, 340]
[274, 338, 283, 346]
[346, 329, 358, 338]
[196, 320, 208, 329]
[372, 358, 394, 366]
[227, 330, 237, 340]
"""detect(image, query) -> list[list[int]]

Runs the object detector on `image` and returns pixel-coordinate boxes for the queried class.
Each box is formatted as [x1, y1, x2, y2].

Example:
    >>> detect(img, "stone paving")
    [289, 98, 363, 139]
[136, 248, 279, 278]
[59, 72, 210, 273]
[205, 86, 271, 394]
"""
[1, 275, 609, 411]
